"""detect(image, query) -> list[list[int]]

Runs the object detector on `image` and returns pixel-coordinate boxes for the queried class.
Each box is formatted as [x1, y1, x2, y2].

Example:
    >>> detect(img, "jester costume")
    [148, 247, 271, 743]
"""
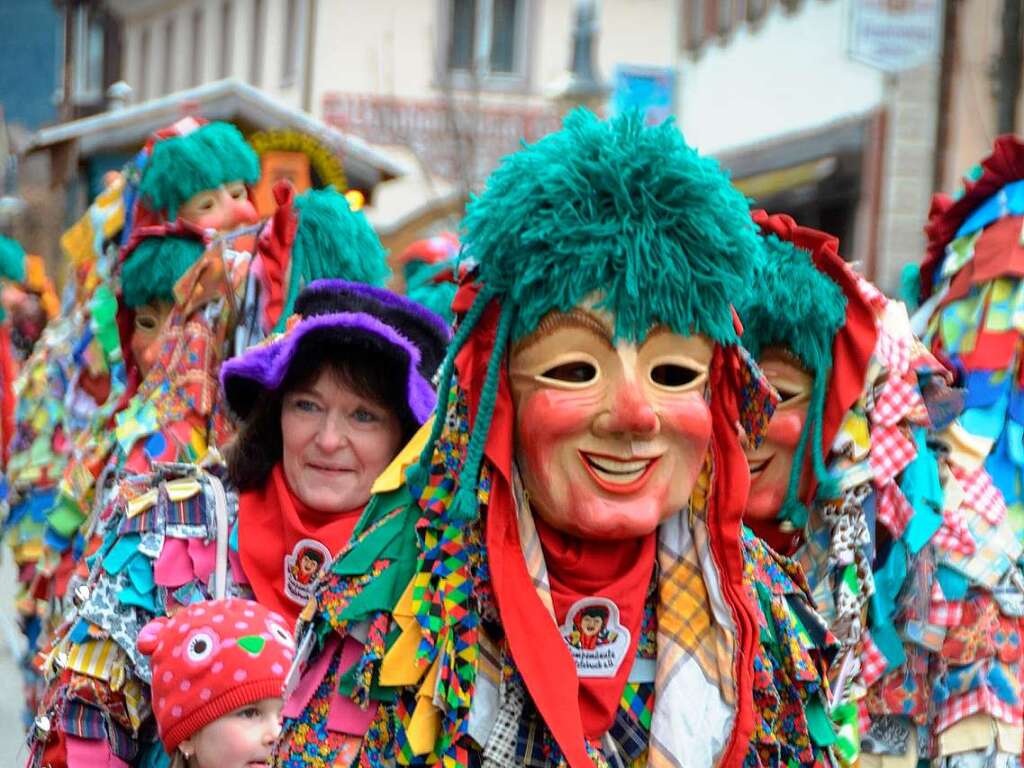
[273, 109, 837, 768]
[741, 212, 1024, 766]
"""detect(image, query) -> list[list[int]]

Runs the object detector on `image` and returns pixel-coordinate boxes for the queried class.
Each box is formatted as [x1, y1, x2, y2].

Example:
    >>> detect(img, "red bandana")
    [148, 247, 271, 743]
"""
[238, 464, 363, 626]
[534, 516, 655, 739]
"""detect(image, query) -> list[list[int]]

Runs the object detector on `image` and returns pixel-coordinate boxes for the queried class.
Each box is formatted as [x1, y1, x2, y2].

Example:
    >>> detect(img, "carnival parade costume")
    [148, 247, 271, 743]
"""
[272, 109, 839, 768]
[741, 212, 1024, 766]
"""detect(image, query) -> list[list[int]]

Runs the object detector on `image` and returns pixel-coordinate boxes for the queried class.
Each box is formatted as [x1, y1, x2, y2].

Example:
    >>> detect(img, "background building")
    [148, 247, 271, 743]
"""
[3, 0, 1023, 294]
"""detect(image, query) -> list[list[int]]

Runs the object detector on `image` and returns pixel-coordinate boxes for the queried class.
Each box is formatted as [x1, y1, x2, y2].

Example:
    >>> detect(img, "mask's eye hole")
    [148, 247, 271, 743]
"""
[651, 364, 701, 389]
[540, 361, 597, 384]
[774, 381, 810, 405]
[135, 313, 159, 332]
[185, 631, 218, 663]
[267, 621, 294, 649]
[227, 182, 247, 201]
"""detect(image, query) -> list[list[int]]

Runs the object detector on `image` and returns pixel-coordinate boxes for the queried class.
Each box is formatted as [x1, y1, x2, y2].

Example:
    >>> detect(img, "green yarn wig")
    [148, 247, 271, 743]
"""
[412, 108, 763, 520]
[139, 122, 260, 220]
[0, 236, 26, 322]
[273, 187, 390, 332]
[120, 235, 206, 308]
[738, 233, 847, 529]
[0, 235, 26, 283]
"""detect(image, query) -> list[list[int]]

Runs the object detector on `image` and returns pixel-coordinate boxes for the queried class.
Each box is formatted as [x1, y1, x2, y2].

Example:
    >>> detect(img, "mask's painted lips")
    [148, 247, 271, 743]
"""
[579, 451, 660, 494]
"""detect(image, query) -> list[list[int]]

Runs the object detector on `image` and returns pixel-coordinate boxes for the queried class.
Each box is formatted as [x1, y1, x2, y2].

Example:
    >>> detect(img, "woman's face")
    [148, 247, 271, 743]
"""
[279, 369, 403, 513]
[744, 348, 813, 521]
[509, 305, 714, 540]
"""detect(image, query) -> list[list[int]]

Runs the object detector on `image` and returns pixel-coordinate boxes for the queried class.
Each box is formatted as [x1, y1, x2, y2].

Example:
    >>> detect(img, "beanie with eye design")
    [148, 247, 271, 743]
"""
[137, 598, 296, 755]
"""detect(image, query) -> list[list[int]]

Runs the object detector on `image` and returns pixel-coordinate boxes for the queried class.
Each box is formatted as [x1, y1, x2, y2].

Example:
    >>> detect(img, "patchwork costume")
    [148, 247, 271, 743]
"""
[273, 110, 837, 768]
[741, 212, 1024, 766]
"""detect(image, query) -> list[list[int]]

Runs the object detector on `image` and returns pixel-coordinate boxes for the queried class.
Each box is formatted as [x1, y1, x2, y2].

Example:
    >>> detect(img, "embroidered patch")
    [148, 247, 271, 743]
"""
[559, 597, 630, 678]
[284, 539, 331, 606]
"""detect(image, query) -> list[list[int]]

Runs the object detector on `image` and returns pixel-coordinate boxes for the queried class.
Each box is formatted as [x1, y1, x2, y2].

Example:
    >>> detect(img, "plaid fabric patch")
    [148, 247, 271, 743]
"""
[936, 688, 1024, 732]
[876, 482, 915, 540]
[869, 424, 917, 488]
[860, 630, 888, 687]
[950, 462, 1008, 525]
[928, 596, 965, 627]
[873, 375, 923, 428]
[932, 504, 976, 556]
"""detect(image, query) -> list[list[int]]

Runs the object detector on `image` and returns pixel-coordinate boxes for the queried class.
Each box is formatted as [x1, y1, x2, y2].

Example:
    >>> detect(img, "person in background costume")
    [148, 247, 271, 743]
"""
[4, 253, 60, 360]
[136, 598, 295, 768]
[273, 109, 838, 768]
[393, 233, 460, 324]
[910, 135, 1024, 542]
[740, 211, 1024, 766]
[0, 234, 26, 468]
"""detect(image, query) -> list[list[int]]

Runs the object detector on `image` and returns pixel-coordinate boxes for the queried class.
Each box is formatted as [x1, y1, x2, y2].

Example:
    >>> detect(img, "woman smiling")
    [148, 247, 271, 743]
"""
[222, 279, 449, 624]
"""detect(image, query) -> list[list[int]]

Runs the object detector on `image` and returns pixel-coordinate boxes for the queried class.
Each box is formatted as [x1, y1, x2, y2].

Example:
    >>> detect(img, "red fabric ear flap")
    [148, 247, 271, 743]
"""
[256, 180, 298, 331]
[706, 343, 761, 768]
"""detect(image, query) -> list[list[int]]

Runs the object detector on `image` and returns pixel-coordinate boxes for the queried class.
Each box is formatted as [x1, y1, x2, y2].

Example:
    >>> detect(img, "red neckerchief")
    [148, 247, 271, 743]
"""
[451, 284, 758, 768]
[238, 464, 363, 627]
[749, 211, 879, 554]
[535, 516, 656, 739]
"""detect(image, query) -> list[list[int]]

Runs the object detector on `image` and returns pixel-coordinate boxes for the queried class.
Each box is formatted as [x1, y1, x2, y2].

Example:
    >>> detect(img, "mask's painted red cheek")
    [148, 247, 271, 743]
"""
[516, 389, 596, 465]
[659, 398, 714, 443]
[765, 408, 806, 449]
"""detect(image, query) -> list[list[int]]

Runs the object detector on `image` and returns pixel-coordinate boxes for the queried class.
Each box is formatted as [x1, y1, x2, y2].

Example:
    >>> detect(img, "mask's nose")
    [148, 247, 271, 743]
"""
[237, 635, 267, 656]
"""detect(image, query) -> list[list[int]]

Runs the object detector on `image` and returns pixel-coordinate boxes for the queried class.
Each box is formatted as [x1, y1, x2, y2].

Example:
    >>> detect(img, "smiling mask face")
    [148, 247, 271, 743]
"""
[743, 347, 812, 521]
[508, 302, 714, 540]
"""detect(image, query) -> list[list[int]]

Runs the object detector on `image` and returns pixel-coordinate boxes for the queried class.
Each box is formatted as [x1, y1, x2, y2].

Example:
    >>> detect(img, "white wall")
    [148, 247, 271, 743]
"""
[678, 0, 885, 154]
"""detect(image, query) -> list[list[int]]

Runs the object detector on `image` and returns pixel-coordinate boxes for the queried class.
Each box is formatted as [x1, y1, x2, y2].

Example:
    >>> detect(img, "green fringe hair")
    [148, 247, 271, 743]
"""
[138, 122, 260, 220]
[409, 108, 763, 520]
[120, 235, 206, 308]
[738, 233, 847, 529]
[0, 235, 25, 322]
[273, 187, 390, 332]
[0, 235, 26, 283]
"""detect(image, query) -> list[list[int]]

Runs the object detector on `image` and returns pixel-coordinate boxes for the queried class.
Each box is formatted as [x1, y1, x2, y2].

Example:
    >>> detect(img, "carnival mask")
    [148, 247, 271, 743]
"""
[744, 348, 812, 521]
[179, 180, 259, 233]
[252, 151, 313, 217]
[131, 299, 173, 377]
[509, 305, 714, 540]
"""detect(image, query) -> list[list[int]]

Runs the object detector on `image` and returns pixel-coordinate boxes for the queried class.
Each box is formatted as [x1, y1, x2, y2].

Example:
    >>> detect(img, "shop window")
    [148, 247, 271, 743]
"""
[72, 5, 105, 104]
[442, 0, 529, 88]
[250, 0, 265, 86]
[220, 1, 234, 78]
[190, 8, 204, 86]
[162, 16, 175, 95]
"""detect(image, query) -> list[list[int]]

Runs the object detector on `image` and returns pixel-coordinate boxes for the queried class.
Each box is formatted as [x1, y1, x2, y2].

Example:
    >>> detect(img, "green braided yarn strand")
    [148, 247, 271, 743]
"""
[810, 373, 839, 501]
[778, 378, 815, 530]
[447, 300, 514, 523]
[405, 287, 495, 492]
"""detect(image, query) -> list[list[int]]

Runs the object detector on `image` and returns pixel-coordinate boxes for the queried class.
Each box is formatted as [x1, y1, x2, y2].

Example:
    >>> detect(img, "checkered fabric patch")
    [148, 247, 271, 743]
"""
[869, 423, 916, 488]
[932, 504, 976, 556]
[950, 462, 1008, 525]
[860, 630, 888, 687]
[876, 483, 915, 540]
[936, 687, 1024, 732]
[873, 375, 924, 428]
[927, 596, 965, 627]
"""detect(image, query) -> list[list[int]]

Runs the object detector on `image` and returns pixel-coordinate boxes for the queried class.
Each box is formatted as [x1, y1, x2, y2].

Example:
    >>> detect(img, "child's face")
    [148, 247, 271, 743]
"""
[179, 698, 283, 768]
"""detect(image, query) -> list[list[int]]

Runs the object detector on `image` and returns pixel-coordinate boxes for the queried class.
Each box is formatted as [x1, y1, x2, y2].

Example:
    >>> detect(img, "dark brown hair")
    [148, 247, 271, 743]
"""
[226, 330, 418, 491]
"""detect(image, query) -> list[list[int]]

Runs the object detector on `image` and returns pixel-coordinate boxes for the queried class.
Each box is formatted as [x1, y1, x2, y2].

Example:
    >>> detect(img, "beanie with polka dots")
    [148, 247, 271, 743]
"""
[137, 598, 296, 754]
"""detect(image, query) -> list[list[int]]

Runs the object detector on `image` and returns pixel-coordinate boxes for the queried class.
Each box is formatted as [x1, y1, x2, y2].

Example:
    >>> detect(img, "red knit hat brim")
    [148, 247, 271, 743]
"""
[162, 677, 285, 754]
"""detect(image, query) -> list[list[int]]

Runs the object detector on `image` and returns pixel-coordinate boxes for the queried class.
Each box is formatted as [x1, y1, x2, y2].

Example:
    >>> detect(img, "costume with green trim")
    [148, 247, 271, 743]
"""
[274, 110, 838, 768]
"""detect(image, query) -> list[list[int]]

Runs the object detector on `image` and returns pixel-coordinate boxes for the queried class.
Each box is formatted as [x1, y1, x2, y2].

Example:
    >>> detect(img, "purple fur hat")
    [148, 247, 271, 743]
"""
[221, 280, 451, 424]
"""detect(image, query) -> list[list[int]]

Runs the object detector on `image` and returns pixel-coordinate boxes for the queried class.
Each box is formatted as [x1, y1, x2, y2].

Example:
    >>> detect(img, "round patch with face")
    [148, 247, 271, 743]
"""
[559, 597, 631, 678]
[283, 538, 331, 606]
